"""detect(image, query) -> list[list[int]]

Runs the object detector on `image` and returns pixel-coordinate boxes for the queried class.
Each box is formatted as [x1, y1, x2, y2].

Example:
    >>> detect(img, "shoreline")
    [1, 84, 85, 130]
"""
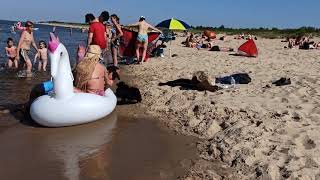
[124, 36, 320, 179]
[37, 22, 88, 29]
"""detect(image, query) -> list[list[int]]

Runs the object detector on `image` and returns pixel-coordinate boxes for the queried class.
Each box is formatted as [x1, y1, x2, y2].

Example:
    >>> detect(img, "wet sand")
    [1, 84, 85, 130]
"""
[0, 71, 199, 180]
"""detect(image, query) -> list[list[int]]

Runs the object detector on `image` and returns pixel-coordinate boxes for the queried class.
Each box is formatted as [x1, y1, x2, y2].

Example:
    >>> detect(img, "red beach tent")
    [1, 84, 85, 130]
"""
[238, 39, 258, 57]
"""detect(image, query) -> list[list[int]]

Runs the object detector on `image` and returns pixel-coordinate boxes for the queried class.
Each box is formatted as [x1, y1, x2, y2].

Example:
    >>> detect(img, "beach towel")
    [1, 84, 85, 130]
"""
[119, 28, 160, 60]
[238, 39, 258, 57]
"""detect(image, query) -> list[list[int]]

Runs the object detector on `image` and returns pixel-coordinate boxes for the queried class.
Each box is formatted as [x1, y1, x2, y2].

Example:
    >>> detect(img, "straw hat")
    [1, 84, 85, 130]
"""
[86, 45, 101, 58]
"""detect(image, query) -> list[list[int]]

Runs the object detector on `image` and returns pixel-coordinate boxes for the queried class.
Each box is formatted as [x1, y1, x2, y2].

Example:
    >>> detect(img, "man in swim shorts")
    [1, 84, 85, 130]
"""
[16, 21, 38, 77]
[128, 16, 162, 64]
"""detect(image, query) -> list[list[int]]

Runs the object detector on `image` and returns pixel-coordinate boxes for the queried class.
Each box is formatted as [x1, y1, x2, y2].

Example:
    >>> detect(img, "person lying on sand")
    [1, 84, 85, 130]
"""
[209, 45, 234, 52]
[235, 33, 245, 40]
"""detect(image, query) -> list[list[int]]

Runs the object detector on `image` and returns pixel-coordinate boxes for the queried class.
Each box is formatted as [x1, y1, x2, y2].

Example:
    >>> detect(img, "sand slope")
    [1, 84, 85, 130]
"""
[125, 36, 320, 179]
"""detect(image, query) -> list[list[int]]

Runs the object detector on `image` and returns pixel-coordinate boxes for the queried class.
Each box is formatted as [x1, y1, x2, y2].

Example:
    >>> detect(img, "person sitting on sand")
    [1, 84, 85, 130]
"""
[36, 41, 48, 71]
[73, 45, 113, 96]
[298, 36, 316, 50]
[185, 33, 197, 48]
[209, 45, 234, 52]
[294, 36, 304, 46]
[199, 41, 214, 49]
[5, 38, 18, 69]
[128, 16, 162, 64]
[16, 21, 38, 77]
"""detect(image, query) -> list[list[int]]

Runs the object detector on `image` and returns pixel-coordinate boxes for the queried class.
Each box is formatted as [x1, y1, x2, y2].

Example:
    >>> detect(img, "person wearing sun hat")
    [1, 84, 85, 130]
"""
[73, 45, 113, 96]
[127, 16, 162, 64]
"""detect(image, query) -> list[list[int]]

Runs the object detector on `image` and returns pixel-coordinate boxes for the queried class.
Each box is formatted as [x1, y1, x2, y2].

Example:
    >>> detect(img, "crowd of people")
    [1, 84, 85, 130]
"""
[1, 10, 164, 101]
[183, 32, 234, 52]
[286, 35, 320, 49]
[5, 21, 50, 76]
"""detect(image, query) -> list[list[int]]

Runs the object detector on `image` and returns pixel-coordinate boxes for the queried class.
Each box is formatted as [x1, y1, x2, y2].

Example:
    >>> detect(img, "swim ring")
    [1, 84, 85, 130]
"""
[30, 33, 117, 127]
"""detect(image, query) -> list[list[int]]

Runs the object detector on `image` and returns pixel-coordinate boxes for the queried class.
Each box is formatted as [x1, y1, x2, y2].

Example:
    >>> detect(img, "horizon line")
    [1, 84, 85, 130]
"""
[1, 18, 319, 30]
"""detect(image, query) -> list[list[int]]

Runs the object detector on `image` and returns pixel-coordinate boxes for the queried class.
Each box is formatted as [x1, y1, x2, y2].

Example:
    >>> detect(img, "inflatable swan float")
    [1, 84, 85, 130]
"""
[30, 33, 117, 127]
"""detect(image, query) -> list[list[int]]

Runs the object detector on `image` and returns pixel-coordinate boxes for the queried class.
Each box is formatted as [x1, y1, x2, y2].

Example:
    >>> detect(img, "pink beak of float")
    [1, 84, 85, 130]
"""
[48, 32, 60, 53]
[48, 32, 61, 78]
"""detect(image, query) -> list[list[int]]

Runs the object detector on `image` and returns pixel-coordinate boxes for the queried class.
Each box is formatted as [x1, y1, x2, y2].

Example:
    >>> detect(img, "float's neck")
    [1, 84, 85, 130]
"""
[54, 48, 74, 100]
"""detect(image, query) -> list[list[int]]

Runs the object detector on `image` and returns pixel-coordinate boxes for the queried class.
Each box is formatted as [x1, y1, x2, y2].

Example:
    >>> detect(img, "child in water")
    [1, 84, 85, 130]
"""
[36, 41, 48, 71]
[76, 44, 86, 63]
[5, 38, 18, 69]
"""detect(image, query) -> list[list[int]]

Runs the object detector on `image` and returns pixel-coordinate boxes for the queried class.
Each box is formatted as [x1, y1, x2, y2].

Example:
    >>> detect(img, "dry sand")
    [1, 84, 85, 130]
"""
[124, 36, 320, 179]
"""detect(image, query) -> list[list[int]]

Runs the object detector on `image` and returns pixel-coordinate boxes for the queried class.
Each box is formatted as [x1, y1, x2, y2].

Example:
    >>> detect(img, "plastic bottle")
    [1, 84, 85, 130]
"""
[230, 76, 236, 86]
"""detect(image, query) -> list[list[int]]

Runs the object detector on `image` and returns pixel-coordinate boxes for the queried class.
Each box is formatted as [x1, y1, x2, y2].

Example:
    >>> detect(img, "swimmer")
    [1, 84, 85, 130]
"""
[36, 41, 48, 71]
[5, 38, 18, 69]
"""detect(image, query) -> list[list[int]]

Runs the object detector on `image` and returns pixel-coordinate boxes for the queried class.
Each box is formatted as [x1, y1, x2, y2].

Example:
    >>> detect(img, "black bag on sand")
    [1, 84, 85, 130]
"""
[115, 82, 142, 104]
[272, 78, 291, 86]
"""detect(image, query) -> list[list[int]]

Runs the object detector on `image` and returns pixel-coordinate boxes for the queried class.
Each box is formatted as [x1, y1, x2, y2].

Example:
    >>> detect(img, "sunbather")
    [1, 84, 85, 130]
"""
[209, 45, 234, 52]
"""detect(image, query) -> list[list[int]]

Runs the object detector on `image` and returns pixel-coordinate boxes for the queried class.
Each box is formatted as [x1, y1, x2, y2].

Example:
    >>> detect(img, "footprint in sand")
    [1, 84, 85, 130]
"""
[302, 137, 316, 150]
[291, 112, 302, 121]
[294, 134, 316, 150]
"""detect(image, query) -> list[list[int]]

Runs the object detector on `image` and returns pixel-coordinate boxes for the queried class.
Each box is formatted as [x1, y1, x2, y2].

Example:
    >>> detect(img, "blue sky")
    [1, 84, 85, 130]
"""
[1, 0, 320, 28]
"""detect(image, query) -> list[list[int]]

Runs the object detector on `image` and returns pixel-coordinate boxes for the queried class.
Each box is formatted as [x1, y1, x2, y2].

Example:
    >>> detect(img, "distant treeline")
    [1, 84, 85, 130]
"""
[38, 21, 86, 26]
[191, 25, 320, 38]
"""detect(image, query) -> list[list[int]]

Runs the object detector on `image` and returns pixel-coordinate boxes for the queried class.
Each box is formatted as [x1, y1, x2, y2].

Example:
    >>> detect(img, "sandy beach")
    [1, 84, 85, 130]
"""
[124, 36, 320, 179]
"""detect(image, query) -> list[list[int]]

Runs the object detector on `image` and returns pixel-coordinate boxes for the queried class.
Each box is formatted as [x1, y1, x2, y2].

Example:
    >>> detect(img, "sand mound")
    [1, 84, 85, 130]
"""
[126, 36, 320, 179]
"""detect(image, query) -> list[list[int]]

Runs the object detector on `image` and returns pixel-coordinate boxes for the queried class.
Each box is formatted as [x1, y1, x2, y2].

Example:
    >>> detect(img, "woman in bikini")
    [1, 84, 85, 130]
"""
[16, 21, 38, 76]
[128, 16, 162, 63]
[73, 45, 113, 96]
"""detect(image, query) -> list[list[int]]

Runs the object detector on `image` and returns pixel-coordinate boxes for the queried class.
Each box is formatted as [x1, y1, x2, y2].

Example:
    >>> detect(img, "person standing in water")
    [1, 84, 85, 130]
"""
[5, 38, 18, 69]
[128, 16, 162, 64]
[16, 21, 38, 77]
[36, 41, 48, 71]
[110, 14, 123, 67]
